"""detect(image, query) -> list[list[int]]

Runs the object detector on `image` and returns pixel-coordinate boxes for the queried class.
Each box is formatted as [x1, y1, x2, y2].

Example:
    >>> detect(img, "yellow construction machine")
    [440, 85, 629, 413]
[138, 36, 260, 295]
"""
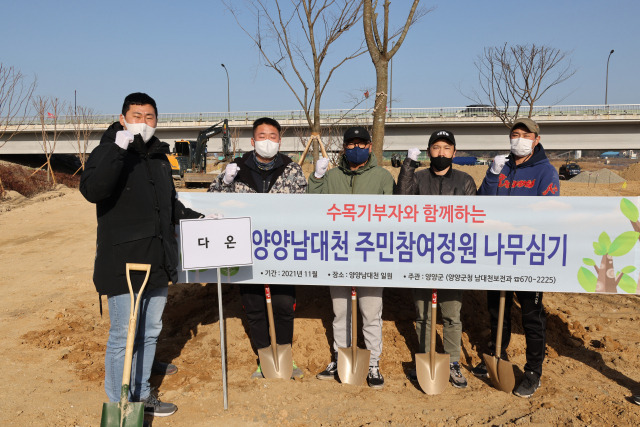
[168, 119, 231, 187]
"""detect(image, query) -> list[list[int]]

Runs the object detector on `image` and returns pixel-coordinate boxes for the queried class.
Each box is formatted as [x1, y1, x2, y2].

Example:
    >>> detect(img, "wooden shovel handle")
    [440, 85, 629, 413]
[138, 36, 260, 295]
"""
[121, 263, 151, 388]
[351, 287, 357, 366]
[430, 289, 437, 370]
[495, 290, 506, 359]
[264, 285, 280, 370]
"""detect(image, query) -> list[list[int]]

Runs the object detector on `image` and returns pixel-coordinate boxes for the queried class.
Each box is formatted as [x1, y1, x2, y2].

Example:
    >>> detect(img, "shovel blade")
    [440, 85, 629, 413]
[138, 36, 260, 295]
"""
[100, 401, 144, 427]
[100, 402, 120, 427]
[337, 346, 370, 386]
[258, 344, 293, 379]
[415, 352, 450, 395]
[483, 353, 515, 393]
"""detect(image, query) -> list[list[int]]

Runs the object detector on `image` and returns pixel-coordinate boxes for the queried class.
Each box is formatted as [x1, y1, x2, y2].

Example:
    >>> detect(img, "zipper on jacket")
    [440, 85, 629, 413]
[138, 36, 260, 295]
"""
[507, 166, 516, 196]
[142, 155, 163, 236]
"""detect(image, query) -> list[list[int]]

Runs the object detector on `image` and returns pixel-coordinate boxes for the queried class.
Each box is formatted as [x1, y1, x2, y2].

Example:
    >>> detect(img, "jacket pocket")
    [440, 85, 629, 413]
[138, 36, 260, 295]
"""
[110, 221, 157, 245]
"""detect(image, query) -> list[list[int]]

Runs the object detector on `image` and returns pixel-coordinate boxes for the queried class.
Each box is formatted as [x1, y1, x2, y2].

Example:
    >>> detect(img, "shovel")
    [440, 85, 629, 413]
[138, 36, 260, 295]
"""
[337, 287, 370, 386]
[415, 289, 450, 395]
[482, 290, 516, 393]
[100, 263, 151, 427]
[257, 285, 293, 379]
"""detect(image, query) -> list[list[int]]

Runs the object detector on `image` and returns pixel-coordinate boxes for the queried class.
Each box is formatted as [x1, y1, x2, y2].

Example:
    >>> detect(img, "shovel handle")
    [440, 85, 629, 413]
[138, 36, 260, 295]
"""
[351, 287, 357, 369]
[495, 290, 506, 359]
[430, 289, 438, 371]
[122, 263, 151, 389]
[264, 285, 279, 370]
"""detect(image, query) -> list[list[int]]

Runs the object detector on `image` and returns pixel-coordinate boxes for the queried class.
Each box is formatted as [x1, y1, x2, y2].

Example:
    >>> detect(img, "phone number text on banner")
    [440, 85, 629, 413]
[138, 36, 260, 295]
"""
[177, 193, 640, 294]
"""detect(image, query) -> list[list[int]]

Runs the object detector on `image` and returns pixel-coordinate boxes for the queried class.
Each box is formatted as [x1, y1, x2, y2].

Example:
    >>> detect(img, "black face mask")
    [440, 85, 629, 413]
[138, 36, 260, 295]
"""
[430, 156, 453, 172]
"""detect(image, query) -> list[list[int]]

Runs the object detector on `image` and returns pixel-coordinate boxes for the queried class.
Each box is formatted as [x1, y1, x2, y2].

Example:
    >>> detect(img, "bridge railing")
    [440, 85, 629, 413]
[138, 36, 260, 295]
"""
[155, 104, 640, 124]
[3, 104, 639, 127]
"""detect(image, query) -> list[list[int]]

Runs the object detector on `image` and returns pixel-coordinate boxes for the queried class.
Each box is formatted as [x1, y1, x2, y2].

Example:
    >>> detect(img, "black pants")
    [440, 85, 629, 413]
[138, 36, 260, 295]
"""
[240, 284, 296, 350]
[487, 290, 546, 377]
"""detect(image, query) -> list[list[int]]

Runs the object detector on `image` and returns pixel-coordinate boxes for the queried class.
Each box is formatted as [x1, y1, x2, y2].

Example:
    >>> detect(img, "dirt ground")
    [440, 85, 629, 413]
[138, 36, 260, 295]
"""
[1, 162, 640, 426]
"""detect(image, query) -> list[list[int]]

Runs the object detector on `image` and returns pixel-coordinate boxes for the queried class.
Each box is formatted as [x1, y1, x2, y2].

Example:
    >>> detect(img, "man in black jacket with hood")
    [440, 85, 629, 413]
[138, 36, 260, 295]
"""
[395, 129, 476, 389]
[80, 93, 201, 417]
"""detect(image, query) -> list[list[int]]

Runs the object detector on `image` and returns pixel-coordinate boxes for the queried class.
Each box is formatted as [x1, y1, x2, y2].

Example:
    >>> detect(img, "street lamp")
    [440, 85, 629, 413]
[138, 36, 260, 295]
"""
[221, 64, 230, 114]
[605, 49, 614, 105]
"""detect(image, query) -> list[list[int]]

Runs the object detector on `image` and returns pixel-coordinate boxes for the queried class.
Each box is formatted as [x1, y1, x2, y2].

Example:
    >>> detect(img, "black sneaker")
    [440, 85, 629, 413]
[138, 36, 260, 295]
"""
[367, 364, 384, 389]
[316, 361, 338, 380]
[632, 395, 640, 405]
[449, 362, 468, 388]
[142, 394, 177, 417]
[471, 361, 488, 378]
[513, 371, 541, 398]
[151, 360, 178, 376]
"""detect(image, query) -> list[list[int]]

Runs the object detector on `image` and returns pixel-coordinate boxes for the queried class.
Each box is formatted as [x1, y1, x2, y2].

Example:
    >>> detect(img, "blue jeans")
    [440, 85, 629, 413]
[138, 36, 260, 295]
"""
[105, 286, 168, 402]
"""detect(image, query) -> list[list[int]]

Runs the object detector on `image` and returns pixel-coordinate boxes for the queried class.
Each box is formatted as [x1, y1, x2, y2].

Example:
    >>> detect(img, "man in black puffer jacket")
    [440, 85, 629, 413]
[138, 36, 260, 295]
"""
[395, 129, 476, 389]
[80, 93, 201, 417]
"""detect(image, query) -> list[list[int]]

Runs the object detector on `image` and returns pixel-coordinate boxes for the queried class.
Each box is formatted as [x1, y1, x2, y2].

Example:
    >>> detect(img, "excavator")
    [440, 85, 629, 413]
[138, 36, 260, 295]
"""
[168, 119, 231, 187]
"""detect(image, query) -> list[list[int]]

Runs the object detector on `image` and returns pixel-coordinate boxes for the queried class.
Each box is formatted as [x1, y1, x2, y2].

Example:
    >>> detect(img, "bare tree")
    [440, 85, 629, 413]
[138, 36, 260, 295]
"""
[229, 125, 241, 159]
[363, 0, 427, 163]
[468, 43, 576, 127]
[224, 0, 366, 161]
[67, 104, 96, 174]
[322, 89, 374, 165]
[0, 64, 37, 195]
[0, 64, 36, 148]
[32, 96, 67, 184]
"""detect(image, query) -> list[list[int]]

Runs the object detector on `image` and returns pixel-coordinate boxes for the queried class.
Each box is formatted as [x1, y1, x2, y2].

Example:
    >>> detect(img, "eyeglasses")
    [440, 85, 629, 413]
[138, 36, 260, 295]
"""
[344, 141, 370, 149]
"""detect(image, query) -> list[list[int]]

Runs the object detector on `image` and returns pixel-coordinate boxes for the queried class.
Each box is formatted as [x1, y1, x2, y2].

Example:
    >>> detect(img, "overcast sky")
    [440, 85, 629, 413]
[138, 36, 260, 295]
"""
[3, 0, 638, 114]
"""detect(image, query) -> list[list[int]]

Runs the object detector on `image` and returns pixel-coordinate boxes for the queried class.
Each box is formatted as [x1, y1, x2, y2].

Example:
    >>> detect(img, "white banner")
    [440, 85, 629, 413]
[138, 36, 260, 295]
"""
[177, 193, 640, 294]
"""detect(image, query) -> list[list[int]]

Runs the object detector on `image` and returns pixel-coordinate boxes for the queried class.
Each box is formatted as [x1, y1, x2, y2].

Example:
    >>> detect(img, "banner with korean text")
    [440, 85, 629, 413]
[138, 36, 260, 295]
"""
[177, 193, 640, 294]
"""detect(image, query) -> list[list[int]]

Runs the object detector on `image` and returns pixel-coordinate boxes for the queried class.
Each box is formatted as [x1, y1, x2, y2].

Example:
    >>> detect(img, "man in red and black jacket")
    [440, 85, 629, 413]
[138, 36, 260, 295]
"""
[473, 117, 559, 398]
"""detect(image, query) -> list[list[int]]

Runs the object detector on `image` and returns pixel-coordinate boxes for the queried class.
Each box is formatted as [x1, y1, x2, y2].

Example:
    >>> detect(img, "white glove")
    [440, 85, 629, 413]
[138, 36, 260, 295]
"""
[490, 155, 509, 175]
[408, 148, 421, 162]
[114, 130, 134, 150]
[205, 213, 224, 219]
[314, 157, 330, 179]
[223, 163, 240, 185]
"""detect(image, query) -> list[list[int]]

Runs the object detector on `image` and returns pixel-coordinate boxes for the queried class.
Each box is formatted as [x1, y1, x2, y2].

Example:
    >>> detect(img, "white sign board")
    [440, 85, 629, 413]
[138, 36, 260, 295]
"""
[180, 217, 253, 270]
[177, 193, 640, 294]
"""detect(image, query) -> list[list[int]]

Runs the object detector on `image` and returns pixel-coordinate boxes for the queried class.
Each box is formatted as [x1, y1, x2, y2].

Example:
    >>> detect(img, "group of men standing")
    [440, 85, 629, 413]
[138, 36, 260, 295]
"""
[83, 92, 609, 422]
[208, 112, 558, 399]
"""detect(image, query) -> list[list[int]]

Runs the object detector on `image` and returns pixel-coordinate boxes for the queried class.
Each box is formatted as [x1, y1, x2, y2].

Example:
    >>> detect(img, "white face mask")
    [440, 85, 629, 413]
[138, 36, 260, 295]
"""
[510, 137, 534, 157]
[124, 119, 156, 143]
[254, 139, 280, 159]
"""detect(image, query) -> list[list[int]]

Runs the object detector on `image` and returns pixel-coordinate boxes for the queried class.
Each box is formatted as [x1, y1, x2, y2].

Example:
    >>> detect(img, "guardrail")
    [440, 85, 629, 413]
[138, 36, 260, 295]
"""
[4, 104, 639, 127]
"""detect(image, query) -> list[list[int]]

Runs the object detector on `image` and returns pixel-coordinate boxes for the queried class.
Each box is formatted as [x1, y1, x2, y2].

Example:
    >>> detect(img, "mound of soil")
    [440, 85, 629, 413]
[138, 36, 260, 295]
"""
[620, 162, 640, 182]
[571, 168, 625, 184]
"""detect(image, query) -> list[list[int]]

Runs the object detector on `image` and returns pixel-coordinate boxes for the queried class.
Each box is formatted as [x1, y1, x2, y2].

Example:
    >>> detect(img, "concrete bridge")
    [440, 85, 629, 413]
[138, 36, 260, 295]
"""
[2, 104, 639, 156]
